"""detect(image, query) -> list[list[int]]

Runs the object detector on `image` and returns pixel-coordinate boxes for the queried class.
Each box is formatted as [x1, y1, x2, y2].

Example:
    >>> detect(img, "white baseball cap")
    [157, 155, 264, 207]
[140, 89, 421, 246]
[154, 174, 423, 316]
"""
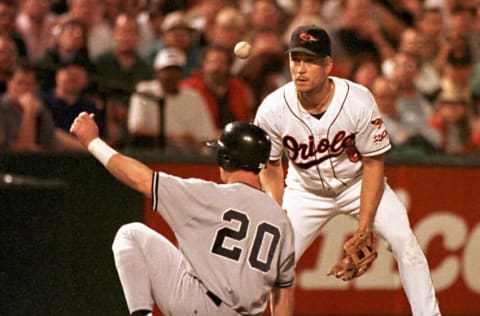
[161, 11, 193, 32]
[153, 48, 187, 70]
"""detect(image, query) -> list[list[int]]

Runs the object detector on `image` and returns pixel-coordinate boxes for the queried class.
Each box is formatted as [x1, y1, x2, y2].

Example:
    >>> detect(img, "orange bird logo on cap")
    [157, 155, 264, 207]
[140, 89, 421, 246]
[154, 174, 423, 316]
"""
[299, 32, 319, 43]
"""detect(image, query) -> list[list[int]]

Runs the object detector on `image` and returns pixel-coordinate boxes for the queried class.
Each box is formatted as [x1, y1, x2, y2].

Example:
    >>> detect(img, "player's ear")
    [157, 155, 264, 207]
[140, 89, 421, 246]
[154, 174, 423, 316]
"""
[324, 57, 334, 74]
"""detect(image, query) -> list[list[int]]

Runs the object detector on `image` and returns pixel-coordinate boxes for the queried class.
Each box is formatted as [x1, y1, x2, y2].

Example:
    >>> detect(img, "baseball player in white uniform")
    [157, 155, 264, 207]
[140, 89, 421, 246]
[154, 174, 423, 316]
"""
[254, 25, 441, 316]
[69, 115, 295, 316]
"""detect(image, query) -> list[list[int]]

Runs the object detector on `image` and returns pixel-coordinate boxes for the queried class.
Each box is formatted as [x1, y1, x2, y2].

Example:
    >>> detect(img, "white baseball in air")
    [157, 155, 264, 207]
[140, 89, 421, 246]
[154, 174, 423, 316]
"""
[234, 41, 252, 59]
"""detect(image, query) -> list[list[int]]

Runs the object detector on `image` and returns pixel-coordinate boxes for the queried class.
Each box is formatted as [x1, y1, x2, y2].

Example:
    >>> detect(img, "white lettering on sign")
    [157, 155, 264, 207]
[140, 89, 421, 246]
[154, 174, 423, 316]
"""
[464, 223, 480, 292]
[415, 212, 467, 291]
[298, 191, 480, 294]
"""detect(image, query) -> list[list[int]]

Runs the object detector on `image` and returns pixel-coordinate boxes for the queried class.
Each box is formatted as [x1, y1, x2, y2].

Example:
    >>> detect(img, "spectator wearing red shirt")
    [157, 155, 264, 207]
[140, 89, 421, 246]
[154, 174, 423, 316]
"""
[429, 89, 475, 154]
[181, 45, 253, 131]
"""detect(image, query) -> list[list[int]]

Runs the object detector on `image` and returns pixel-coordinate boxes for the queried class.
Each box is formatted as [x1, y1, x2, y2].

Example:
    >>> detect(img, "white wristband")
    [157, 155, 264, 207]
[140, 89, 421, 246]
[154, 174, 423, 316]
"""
[88, 138, 118, 166]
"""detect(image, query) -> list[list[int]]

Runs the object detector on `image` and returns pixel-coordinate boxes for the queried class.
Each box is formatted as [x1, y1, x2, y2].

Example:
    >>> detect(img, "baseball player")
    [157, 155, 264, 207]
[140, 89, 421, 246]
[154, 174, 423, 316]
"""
[254, 25, 441, 316]
[69, 113, 295, 316]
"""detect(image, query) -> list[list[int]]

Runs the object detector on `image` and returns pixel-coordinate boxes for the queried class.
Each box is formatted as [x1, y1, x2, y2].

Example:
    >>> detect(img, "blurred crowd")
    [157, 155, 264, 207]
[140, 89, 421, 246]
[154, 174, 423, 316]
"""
[0, 0, 479, 156]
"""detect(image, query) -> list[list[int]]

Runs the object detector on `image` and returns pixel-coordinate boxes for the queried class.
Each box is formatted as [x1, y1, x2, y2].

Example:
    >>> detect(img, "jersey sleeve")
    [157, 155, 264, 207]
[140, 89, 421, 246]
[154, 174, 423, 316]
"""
[274, 218, 296, 288]
[254, 95, 285, 161]
[354, 91, 391, 157]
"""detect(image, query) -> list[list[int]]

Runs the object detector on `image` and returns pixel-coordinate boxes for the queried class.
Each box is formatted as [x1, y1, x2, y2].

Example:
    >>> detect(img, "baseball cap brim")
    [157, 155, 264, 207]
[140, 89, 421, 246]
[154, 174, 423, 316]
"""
[285, 47, 322, 56]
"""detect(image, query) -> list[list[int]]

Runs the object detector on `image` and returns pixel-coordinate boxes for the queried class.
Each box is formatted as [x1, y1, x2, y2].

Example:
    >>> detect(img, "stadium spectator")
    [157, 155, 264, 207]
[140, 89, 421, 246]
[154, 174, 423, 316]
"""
[0, 61, 56, 152]
[94, 13, 153, 147]
[128, 48, 216, 149]
[430, 5, 477, 75]
[349, 54, 382, 90]
[331, 0, 395, 77]
[372, 75, 441, 152]
[50, 0, 68, 15]
[472, 57, 480, 108]
[429, 88, 475, 154]
[204, 6, 247, 54]
[446, 4, 480, 60]
[232, 28, 287, 75]
[249, 28, 285, 57]
[282, 0, 328, 46]
[247, 0, 285, 35]
[415, 7, 445, 70]
[372, 0, 422, 44]
[383, 27, 441, 101]
[186, 0, 230, 41]
[15, 0, 57, 62]
[292, 0, 323, 18]
[238, 52, 286, 112]
[0, 35, 18, 94]
[440, 46, 476, 115]
[102, 0, 129, 26]
[181, 45, 253, 130]
[145, 10, 201, 78]
[136, 1, 180, 57]
[0, 0, 27, 58]
[41, 52, 104, 145]
[61, 0, 113, 60]
[35, 18, 93, 93]
[390, 50, 442, 150]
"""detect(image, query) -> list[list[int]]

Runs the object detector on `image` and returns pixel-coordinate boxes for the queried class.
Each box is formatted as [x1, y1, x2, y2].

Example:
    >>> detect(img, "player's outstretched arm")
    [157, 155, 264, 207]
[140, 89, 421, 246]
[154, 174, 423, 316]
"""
[270, 286, 294, 316]
[70, 112, 153, 198]
[259, 160, 285, 205]
[358, 154, 385, 233]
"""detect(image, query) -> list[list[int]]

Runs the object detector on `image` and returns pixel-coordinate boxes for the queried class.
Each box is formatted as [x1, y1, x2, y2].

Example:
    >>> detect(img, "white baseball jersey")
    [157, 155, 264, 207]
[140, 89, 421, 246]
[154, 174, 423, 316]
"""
[151, 171, 295, 315]
[255, 76, 391, 194]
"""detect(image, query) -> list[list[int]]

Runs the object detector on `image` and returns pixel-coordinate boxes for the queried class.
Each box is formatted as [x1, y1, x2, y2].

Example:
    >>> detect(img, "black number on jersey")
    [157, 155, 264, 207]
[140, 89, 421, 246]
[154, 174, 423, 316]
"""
[249, 222, 281, 272]
[211, 209, 281, 272]
[211, 209, 248, 260]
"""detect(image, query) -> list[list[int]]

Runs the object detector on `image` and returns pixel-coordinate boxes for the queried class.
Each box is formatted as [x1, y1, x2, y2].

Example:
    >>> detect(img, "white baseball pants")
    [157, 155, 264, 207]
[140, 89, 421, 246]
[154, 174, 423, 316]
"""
[283, 180, 441, 316]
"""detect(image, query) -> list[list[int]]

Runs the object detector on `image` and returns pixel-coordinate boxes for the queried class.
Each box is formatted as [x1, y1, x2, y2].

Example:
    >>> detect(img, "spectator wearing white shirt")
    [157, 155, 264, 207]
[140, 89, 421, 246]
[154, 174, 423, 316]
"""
[128, 48, 216, 151]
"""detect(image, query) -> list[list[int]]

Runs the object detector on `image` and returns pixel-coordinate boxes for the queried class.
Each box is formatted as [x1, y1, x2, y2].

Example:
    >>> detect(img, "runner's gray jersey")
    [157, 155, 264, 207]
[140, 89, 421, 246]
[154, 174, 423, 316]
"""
[151, 171, 295, 315]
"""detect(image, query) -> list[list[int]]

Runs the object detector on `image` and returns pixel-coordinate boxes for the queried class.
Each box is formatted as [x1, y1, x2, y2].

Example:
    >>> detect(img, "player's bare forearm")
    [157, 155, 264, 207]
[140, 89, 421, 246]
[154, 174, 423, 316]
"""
[106, 154, 153, 198]
[259, 160, 284, 205]
[358, 154, 385, 232]
[270, 286, 294, 316]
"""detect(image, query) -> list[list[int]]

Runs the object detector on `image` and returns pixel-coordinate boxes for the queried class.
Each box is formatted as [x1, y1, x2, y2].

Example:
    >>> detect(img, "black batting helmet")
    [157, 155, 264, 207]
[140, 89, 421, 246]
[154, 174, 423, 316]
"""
[207, 122, 271, 174]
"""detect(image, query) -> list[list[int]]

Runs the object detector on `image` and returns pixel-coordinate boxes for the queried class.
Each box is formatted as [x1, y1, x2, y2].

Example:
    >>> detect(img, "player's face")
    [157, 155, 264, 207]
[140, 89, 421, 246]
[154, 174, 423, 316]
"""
[289, 53, 332, 94]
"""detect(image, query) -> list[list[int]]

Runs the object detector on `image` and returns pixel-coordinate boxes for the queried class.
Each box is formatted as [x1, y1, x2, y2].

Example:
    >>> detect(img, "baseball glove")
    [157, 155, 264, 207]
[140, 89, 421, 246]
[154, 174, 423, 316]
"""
[327, 231, 377, 281]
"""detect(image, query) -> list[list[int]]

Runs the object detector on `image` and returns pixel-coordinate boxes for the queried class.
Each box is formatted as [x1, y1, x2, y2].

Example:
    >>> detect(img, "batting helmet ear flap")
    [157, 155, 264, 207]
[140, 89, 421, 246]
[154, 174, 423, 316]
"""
[217, 148, 235, 171]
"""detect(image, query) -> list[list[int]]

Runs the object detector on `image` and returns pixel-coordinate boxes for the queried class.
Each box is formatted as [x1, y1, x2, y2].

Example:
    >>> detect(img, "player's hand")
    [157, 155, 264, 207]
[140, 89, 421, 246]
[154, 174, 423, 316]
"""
[70, 112, 99, 148]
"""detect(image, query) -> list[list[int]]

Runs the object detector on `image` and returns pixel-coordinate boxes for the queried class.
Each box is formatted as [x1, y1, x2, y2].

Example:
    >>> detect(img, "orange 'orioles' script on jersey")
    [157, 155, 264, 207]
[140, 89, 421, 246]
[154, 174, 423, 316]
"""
[283, 131, 360, 168]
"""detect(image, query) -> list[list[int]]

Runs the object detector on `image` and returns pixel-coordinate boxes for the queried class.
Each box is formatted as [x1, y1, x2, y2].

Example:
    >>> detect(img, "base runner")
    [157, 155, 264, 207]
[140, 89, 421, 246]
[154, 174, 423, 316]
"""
[70, 114, 296, 316]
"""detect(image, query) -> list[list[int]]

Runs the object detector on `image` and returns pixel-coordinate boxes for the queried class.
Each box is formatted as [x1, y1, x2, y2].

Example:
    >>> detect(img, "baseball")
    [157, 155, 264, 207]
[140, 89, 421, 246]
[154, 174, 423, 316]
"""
[234, 41, 252, 59]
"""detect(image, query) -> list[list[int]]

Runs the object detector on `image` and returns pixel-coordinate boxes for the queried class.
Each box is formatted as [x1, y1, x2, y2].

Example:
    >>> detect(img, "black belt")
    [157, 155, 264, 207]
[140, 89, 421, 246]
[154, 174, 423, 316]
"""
[206, 290, 222, 306]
